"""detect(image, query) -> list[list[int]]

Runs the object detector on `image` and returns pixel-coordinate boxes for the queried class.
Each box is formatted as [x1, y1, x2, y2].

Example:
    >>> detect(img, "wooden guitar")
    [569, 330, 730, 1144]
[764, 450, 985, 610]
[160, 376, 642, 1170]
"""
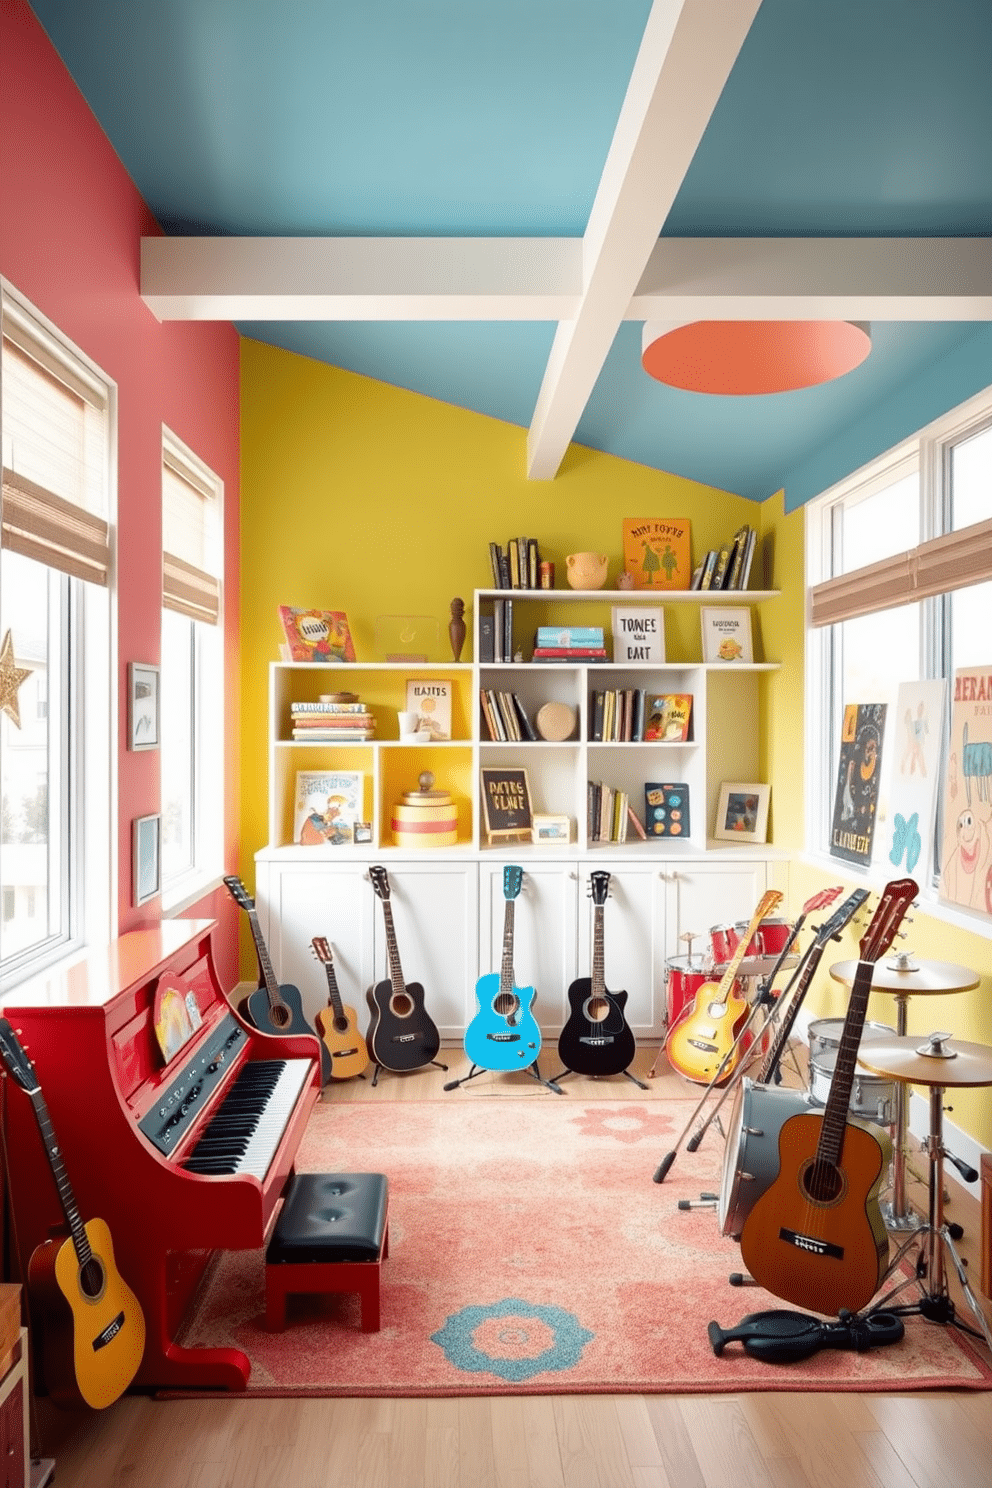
[739, 877, 917, 1316]
[665, 889, 783, 1084]
[464, 866, 542, 1072]
[366, 865, 442, 1074]
[0, 1018, 146, 1410]
[223, 875, 331, 1084]
[310, 937, 370, 1080]
[556, 871, 637, 1077]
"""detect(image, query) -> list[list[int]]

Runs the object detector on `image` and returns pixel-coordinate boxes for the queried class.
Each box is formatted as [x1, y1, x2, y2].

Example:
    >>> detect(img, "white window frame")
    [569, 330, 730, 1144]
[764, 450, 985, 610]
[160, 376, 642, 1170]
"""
[0, 280, 114, 988]
[804, 383, 992, 937]
[159, 428, 224, 915]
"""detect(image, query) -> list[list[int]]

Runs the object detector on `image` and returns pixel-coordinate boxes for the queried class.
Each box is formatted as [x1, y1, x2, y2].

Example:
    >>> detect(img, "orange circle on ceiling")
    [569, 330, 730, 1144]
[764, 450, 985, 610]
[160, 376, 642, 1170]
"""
[641, 321, 871, 395]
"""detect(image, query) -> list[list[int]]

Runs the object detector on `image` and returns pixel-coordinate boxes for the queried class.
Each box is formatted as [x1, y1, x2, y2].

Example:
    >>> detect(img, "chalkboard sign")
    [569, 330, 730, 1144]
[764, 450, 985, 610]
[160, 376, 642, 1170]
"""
[480, 767, 533, 843]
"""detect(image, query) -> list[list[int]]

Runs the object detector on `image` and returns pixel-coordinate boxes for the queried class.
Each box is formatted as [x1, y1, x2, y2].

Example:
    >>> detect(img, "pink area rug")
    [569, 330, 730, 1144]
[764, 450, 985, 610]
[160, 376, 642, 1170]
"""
[177, 1097, 992, 1396]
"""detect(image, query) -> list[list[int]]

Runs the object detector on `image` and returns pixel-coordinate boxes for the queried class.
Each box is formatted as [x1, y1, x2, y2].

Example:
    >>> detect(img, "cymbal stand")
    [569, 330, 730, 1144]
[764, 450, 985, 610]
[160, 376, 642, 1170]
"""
[874, 1078, 992, 1353]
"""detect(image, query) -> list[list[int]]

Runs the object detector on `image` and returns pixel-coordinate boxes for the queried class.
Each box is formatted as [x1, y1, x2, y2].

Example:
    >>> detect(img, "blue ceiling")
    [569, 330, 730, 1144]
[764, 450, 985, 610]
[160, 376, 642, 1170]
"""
[28, 0, 992, 502]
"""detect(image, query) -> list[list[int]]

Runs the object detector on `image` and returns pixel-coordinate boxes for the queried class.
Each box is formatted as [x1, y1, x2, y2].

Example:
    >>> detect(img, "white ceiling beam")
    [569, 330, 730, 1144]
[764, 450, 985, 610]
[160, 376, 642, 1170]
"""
[526, 0, 765, 480]
[140, 236, 582, 321]
[628, 237, 992, 319]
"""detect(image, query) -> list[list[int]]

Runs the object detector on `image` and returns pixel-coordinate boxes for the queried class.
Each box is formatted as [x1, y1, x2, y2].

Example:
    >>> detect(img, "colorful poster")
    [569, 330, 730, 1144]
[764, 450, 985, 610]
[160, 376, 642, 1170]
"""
[829, 703, 887, 866]
[939, 666, 992, 916]
[886, 679, 946, 879]
[620, 517, 691, 590]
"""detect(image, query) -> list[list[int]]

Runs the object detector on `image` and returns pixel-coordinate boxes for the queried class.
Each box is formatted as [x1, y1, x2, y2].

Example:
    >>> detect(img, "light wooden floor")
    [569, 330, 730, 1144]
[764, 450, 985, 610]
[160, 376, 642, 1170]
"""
[32, 1045, 992, 1488]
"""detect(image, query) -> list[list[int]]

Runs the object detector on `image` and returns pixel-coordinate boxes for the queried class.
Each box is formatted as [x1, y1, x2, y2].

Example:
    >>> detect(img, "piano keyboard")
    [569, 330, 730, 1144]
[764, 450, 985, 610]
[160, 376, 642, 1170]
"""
[182, 1059, 312, 1178]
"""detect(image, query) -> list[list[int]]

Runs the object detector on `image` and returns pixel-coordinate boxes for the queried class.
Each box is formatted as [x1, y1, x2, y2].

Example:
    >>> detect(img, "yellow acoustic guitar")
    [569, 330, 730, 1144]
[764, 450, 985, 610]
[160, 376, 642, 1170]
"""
[665, 889, 783, 1084]
[0, 1017, 145, 1409]
[310, 937, 370, 1080]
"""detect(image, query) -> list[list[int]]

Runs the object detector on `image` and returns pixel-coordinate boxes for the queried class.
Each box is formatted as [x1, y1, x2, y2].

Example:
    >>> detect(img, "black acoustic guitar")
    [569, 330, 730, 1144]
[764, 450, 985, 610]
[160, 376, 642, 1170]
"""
[556, 870, 638, 1078]
[366, 866, 444, 1078]
[222, 875, 331, 1083]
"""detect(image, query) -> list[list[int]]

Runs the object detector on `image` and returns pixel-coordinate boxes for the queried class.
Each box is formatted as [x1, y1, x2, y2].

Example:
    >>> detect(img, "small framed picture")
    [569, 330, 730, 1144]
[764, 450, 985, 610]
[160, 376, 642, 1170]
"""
[353, 821, 373, 844]
[531, 813, 572, 844]
[128, 662, 160, 750]
[480, 766, 533, 843]
[133, 813, 162, 906]
[715, 782, 770, 844]
[700, 606, 753, 664]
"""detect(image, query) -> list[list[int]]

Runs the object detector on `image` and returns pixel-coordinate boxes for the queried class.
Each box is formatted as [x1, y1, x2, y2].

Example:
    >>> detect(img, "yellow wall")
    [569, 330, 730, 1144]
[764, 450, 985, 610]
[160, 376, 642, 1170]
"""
[240, 338, 992, 1149]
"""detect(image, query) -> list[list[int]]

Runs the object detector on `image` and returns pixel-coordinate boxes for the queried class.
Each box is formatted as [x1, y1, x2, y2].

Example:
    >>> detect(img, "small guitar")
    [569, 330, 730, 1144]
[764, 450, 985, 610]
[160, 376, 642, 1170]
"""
[665, 889, 783, 1084]
[367, 866, 443, 1075]
[464, 866, 542, 1072]
[556, 871, 637, 1077]
[223, 875, 331, 1083]
[739, 877, 917, 1316]
[0, 1018, 146, 1410]
[310, 937, 370, 1080]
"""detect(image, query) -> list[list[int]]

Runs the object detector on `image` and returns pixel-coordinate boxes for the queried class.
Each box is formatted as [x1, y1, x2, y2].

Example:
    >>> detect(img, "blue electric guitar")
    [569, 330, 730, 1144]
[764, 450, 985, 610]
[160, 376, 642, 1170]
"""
[464, 866, 542, 1072]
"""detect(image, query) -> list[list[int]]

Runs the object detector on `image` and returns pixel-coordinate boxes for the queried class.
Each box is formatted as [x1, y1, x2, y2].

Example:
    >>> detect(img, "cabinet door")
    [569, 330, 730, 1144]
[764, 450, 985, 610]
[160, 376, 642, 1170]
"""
[661, 859, 771, 964]
[369, 864, 478, 1038]
[478, 862, 579, 1032]
[576, 863, 664, 1037]
[255, 861, 374, 1031]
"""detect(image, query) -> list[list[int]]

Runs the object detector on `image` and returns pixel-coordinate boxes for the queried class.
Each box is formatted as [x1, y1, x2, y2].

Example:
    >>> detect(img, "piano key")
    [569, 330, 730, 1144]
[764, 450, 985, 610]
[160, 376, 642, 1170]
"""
[183, 1058, 312, 1179]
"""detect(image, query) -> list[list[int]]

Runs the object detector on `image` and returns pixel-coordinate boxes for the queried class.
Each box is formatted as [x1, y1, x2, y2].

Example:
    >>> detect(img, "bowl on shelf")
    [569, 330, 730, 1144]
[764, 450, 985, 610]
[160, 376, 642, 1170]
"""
[565, 552, 608, 590]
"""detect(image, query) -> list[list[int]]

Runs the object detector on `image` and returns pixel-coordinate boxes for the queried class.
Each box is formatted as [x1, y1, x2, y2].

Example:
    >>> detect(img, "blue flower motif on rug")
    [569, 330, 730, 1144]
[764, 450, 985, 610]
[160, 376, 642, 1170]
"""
[430, 1298, 594, 1382]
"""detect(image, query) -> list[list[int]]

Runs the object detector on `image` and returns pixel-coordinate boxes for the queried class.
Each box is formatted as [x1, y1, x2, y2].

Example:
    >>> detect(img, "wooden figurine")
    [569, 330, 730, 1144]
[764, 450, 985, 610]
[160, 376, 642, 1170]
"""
[448, 597, 466, 661]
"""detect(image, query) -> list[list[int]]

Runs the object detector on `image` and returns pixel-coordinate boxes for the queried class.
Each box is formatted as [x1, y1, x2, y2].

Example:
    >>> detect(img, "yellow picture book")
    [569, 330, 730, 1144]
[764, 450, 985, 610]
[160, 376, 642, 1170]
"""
[621, 517, 692, 590]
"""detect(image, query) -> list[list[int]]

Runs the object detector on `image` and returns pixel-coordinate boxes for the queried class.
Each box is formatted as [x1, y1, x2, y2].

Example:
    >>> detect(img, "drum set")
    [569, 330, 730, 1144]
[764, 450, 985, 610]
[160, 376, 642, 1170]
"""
[663, 918, 794, 1032]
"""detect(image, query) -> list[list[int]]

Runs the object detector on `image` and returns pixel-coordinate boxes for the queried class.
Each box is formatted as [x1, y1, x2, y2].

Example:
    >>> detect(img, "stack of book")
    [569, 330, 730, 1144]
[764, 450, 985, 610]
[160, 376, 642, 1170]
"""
[532, 625, 607, 663]
[290, 696, 376, 741]
[587, 782, 648, 843]
[588, 690, 692, 742]
[479, 689, 538, 742]
[690, 524, 758, 591]
[488, 537, 544, 589]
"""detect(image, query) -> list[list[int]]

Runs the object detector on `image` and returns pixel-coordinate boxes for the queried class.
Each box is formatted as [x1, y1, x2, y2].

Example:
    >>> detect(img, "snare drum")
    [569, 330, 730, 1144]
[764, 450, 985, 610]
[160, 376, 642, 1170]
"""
[664, 958, 709, 1027]
[718, 1078, 814, 1239]
[808, 1046, 897, 1126]
[709, 923, 739, 967]
[754, 917, 792, 958]
[808, 1017, 894, 1067]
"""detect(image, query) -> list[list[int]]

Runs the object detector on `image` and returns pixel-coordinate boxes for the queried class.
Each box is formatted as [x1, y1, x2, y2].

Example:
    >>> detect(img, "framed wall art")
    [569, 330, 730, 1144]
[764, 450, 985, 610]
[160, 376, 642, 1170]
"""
[132, 813, 161, 906]
[128, 662, 160, 750]
[714, 782, 770, 844]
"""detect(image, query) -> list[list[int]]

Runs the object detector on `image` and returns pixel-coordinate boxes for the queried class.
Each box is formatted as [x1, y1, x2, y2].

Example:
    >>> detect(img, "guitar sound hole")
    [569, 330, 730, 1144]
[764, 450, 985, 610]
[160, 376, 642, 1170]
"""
[494, 994, 519, 1023]
[585, 997, 610, 1024]
[391, 993, 414, 1018]
[802, 1159, 844, 1205]
[79, 1256, 106, 1301]
[333, 1016, 349, 1034]
[270, 1005, 291, 1030]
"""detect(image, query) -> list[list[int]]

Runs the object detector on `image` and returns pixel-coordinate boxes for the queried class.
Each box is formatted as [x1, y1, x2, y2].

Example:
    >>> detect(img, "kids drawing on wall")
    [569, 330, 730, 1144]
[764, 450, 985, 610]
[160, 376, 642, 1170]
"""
[939, 668, 992, 916]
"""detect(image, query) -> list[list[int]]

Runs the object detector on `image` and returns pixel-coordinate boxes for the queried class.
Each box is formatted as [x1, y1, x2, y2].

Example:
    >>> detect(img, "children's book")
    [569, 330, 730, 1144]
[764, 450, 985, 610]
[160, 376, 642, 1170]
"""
[644, 782, 690, 839]
[293, 770, 363, 845]
[643, 694, 693, 742]
[278, 607, 356, 662]
[405, 678, 452, 740]
[621, 517, 692, 590]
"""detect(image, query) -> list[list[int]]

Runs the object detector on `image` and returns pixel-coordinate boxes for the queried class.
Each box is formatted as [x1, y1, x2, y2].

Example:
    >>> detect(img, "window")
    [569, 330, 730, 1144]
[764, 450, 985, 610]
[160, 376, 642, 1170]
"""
[1, 283, 113, 985]
[160, 431, 223, 907]
[806, 389, 992, 922]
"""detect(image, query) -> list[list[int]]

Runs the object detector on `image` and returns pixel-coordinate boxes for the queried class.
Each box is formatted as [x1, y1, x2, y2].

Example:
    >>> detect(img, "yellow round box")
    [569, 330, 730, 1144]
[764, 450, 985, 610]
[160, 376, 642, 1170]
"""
[391, 783, 459, 848]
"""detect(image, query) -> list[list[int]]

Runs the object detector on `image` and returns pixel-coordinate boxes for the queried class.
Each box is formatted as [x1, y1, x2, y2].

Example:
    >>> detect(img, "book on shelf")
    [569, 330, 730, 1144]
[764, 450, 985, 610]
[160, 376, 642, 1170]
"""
[586, 781, 631, 843]
[405, 678, 452, 740]
[726, 525, 751, 590]
[495, 691, 521, 741]
[291, 698, 367, 713]
[508, 537, 520, 589]
[700, 606, 753, 663]
[535, 626, 604, 648]
[644, 782, 690, 839]
[710, 541, 735, 591]
[532, 647, 607, 661]
[611, 606, 664, 663]
[278, 607, 356, 662]
[621, 516, 692, 590]
[478, 611, 495, 662]
[739, 527, 758, 589]
[697, 550, 719, 590]
[527, 538, 539, 589]
[643, 694, 693, 742]
[626, 802, 648, 840]
[488, 542, 503, 588]
[479, 689, 502, 741]
[293, 770, 364, 845]
[512, 693, 539, 741]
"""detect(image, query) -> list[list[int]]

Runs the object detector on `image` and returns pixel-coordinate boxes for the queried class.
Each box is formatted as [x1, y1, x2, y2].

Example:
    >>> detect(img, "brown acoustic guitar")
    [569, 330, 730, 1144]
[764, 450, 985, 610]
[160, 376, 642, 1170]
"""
[739, 877, 917, 1316]
[310, 937, 370, 1080]
[0, 1018, 146, 1409]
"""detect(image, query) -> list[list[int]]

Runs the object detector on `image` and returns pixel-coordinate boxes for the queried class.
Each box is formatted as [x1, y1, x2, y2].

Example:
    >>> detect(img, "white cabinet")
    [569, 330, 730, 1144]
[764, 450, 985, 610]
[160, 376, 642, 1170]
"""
[368, 863, 478, 1038]
[660, 857, 777, 962]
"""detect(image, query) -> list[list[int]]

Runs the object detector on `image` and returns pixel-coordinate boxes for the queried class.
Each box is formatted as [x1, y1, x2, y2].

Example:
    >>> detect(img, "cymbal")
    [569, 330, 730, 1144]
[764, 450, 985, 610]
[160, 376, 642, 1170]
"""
[828, 957, 979, 996]
[856, 1031, 992, 1087]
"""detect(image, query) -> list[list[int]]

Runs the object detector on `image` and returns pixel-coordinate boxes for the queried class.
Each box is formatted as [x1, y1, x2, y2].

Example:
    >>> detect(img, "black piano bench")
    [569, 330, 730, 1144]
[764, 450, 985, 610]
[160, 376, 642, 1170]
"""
[265, 1172, 389, 1333]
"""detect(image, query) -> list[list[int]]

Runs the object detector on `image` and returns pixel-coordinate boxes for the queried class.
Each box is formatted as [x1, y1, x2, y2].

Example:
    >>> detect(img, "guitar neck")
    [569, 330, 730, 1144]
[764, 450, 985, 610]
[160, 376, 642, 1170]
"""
[817, 958, 875, 1166]
[245, 907, 284, 1011]
[500, 899, 516, 994]
[380, 899, 406, 994]
[755, 933, 822, 1082]
[30, 1090, 92, 1268]
[324, 963, 346, 1020]
[591, 906, 605, 995]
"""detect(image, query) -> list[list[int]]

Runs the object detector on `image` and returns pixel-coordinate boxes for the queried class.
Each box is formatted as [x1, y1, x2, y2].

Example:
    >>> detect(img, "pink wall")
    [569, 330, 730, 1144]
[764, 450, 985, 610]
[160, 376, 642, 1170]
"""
[0, 0, 242, 989]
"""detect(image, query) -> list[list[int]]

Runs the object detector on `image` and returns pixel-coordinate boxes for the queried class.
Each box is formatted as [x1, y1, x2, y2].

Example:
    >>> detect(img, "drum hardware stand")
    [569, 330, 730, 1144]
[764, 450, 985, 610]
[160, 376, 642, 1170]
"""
[444, 1061, 563, 1095]
[551, 1065, 649, 1091]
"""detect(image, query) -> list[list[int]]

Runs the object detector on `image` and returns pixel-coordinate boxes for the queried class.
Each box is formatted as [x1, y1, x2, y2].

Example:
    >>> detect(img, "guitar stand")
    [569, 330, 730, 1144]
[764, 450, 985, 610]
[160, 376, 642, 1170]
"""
[443, 1061, 563, 1095]
[370, 1057, 448, 1089]
[549, 1065, 648, 1091]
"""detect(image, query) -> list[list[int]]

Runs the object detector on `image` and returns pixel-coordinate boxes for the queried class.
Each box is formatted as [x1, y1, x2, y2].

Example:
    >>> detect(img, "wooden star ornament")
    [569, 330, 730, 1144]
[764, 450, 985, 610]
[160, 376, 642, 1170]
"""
[0, 629, 33, 729]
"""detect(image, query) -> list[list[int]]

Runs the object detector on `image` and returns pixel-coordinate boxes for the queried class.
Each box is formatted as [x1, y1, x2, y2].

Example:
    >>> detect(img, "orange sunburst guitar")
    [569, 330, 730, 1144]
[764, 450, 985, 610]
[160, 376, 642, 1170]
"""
[665, 889, 783, 1084]
[310, 937, 370, 1080]
[0, 1017, 146, 1409]
[739, 877, 917, 1317]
